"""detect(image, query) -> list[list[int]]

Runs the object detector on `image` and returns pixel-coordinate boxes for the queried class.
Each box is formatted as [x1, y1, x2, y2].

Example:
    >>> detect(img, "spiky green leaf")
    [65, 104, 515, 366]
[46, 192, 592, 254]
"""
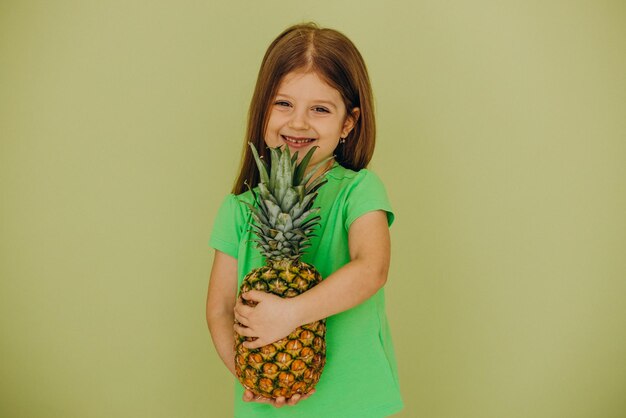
[249, 142, 269, 185]
[293, 146, 319, 185]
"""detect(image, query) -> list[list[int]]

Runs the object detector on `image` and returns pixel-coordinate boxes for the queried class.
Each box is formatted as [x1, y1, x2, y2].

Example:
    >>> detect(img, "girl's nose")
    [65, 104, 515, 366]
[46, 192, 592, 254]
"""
[288, 109, 310, 130]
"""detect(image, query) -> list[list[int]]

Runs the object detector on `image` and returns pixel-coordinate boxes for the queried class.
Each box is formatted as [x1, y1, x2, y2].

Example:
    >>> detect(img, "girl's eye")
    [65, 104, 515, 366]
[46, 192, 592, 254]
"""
[313, 106, 330, 113]
[275, 101, 291, 107]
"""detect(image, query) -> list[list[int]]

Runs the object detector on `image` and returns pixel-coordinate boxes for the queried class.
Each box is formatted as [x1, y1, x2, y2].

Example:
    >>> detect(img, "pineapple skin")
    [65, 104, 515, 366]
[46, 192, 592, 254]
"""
[234, 259, 326, 399]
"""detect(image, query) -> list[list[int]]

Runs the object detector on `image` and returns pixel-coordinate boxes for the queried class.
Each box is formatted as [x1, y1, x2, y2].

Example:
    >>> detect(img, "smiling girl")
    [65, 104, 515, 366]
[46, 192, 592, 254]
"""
[206, 22, 404, 417]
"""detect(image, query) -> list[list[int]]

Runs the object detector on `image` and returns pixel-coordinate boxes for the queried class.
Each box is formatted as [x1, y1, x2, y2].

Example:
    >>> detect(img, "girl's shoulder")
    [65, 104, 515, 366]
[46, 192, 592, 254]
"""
[325, 163, 388, 193]
[226, 186, 258, 209]
[214, 192, 254, 225]
[233, 189, 254, 204]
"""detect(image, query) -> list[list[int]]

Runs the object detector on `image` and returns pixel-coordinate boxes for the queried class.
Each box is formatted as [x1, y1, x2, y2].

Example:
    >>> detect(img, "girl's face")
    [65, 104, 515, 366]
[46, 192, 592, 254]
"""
[264, 71, 358, 168]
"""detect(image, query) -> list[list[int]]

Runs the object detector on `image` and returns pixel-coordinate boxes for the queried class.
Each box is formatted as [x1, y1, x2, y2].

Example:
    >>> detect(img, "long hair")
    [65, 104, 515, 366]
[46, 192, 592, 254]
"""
[232, 22, 376, 194]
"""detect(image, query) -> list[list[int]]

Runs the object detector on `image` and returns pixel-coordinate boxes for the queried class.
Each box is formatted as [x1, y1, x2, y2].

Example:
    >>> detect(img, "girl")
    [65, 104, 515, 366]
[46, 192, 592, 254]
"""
[206, 22, 404, 417]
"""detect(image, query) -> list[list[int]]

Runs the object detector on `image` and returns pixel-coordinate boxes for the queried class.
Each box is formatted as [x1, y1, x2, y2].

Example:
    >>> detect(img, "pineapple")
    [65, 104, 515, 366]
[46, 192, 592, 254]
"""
[234, 143, 330, 399]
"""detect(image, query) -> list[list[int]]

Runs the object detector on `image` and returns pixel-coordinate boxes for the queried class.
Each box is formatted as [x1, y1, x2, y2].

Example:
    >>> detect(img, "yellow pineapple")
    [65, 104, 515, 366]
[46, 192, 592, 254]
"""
[234, 143, 329, 399]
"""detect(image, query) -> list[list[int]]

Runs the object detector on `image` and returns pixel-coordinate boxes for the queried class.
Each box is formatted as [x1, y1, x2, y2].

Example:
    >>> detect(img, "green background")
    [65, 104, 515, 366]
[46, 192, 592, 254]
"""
[1, 1, 625, 417]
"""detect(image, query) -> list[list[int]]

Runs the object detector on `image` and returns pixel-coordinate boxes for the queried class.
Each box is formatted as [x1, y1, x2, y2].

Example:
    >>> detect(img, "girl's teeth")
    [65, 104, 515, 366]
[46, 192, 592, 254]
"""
[284, 136, 314, 144]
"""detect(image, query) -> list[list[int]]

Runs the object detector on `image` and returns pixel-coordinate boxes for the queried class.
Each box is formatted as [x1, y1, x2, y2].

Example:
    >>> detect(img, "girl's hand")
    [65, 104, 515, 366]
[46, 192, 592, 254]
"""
[233, 290, 300, 349]
[242, 389, 316, 407]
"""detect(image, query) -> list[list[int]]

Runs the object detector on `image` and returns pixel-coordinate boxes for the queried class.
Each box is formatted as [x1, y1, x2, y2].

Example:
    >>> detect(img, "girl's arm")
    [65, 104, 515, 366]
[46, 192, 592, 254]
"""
[206, 250, 238, 375]
[234, 210, 390, 348]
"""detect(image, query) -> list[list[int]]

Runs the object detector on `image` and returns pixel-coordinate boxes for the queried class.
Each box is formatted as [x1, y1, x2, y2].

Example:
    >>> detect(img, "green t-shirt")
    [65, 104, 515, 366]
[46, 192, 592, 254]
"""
[209, 163, 404, 418]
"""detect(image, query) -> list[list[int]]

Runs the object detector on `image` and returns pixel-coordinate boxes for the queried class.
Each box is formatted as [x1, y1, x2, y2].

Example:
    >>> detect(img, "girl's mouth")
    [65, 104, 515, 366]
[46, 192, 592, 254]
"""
[282, 135, 316, 145]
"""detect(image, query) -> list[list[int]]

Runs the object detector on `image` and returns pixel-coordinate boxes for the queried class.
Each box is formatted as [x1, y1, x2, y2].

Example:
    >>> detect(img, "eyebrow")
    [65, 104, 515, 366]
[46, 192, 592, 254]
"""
[275, 93, 338, 109]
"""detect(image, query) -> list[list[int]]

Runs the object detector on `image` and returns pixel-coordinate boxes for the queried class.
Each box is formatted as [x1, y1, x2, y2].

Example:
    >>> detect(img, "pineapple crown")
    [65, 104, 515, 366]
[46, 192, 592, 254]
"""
[243, 142, 333, 261]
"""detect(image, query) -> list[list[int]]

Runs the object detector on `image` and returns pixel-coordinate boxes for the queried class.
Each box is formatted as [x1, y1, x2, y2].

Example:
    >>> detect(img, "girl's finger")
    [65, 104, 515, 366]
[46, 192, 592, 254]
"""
[241, 290, 266, 303]
[273, 396, 286, 408]
[295, 389, 315, 404]
[233, 323, 256, 337]
[243, 337, 266, 349]
[236, 303, 254, 317]
[286, 394, 301, 405]
[297, 389, 315, 402]
[253, 396, 272, 404]
[243, 390, 272, 404]
[242, 390, 254, 401]
[233, 314, 247, 327]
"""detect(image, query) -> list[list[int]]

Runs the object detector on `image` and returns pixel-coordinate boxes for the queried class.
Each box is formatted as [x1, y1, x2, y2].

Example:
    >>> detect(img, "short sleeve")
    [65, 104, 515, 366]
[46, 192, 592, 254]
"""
[208, 194, 243, 259]
[344, 170, 395, 230]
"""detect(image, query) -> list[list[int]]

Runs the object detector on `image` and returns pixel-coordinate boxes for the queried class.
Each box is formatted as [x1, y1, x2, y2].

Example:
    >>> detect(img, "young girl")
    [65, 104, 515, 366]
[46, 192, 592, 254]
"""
[206, 22, 404, 417]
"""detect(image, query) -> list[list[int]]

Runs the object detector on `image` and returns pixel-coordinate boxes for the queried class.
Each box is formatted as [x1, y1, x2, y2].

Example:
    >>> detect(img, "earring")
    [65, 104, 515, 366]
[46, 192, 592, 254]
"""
[339, 137, 346, 144]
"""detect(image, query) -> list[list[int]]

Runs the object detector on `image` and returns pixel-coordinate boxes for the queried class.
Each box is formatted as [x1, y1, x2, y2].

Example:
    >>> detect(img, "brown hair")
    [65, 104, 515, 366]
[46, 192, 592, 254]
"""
[232, 22, 376, 194]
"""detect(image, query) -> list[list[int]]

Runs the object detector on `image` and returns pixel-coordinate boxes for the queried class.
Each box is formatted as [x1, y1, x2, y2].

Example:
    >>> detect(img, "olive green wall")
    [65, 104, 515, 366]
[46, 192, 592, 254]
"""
[1, 1, 625, 417]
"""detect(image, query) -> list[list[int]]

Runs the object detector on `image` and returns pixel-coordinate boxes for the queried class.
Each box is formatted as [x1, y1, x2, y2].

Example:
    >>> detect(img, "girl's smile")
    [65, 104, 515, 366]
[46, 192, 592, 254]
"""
[264, 71, 359, 166]
[282, 135, 316, 146]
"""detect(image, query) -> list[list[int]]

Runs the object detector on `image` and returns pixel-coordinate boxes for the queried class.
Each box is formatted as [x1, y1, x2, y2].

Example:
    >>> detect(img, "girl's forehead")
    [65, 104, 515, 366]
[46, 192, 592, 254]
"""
[276, 71, 340, 97]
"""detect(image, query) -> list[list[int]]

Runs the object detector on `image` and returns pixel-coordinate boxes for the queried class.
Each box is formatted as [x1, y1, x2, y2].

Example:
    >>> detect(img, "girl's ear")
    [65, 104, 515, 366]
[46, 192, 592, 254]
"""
[342, 107, 360, 138]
